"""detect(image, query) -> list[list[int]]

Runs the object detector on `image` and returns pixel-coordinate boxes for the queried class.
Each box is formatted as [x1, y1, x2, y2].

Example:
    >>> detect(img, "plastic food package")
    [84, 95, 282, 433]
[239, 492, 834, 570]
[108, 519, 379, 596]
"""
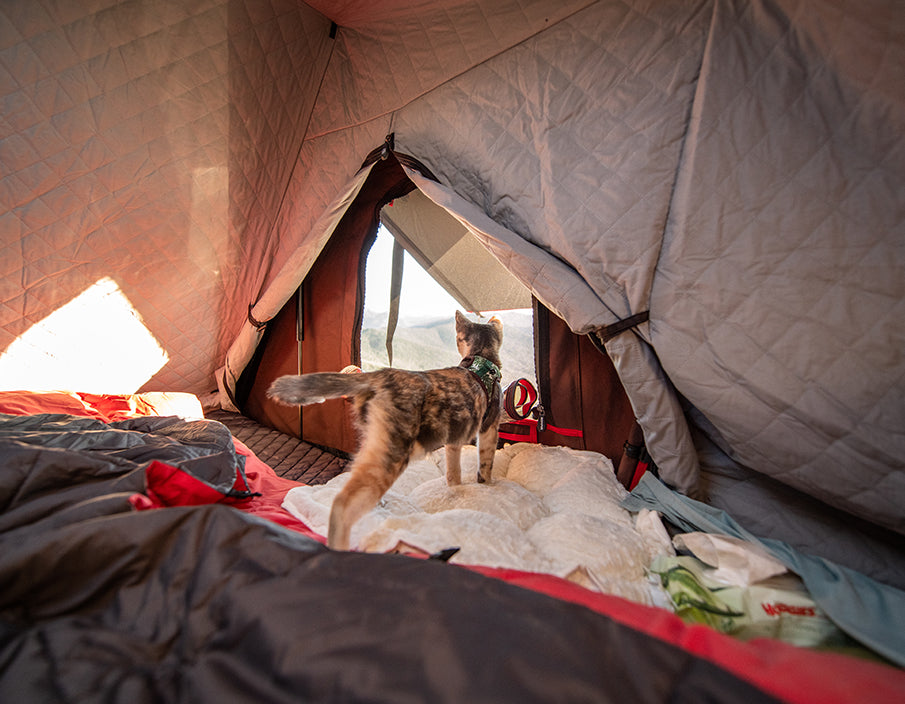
[651, 537, 848, 648]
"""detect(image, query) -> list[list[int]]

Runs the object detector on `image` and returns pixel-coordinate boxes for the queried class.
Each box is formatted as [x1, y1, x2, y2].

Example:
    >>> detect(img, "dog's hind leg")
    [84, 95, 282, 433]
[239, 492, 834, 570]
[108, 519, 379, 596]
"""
[327, 421, 411, 551]
[327, 469, 386, 551]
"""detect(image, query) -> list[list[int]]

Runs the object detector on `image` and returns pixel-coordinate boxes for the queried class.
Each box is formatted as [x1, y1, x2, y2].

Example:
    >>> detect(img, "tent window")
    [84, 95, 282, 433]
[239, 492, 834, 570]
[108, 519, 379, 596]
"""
[361, 224, 536, 390]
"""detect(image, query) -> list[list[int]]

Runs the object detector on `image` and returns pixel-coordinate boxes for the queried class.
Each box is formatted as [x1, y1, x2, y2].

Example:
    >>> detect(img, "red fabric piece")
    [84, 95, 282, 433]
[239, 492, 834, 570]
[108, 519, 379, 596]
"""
[140, 460, 232, 508]
[127, 445, 324, 543]
[228, 439, 326, 544]
[128, 493, 156, 511]
[127, 439, 319, 540]
[629, 459, 649, 491]
[499, 417, 583, 443]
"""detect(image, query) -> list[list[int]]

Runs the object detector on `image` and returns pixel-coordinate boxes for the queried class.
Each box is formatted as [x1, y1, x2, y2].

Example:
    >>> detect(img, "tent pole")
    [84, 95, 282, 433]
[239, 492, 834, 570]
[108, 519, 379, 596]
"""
[296, 284, 304, 438]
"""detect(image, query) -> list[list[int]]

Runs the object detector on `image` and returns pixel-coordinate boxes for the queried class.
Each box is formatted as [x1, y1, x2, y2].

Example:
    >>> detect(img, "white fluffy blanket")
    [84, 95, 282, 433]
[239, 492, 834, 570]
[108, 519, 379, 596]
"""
[282, 443, 674, 606]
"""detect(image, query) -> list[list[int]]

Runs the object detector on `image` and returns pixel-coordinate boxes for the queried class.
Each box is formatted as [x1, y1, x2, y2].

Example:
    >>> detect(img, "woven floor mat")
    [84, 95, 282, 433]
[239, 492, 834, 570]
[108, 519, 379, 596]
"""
[206, 409, 348, 485]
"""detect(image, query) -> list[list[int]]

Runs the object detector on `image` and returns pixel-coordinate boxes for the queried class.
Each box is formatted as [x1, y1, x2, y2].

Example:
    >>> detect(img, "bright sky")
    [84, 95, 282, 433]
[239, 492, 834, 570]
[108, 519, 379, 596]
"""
[365, 225, 461, 319]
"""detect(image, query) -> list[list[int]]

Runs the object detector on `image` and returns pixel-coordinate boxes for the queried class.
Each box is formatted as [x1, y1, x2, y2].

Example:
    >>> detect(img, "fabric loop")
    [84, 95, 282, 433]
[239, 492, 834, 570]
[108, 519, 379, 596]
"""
[247, 304, 267, 330]
[504, 378, 538, 420]
[596, 311, 649, 343]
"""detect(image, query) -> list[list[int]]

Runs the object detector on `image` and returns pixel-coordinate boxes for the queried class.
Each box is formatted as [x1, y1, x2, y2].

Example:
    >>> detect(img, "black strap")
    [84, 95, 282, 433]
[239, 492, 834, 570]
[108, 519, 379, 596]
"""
[360, 134, 396, 168]
[385, 238, 405, 366]
[358, 134, 441, 182]
[247, 304, 267, 330]
[596, 311, 649, 343]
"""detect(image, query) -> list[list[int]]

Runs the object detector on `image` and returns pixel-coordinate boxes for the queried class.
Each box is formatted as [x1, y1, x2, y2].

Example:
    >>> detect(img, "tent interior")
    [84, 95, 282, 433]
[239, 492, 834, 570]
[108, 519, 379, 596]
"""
[2, 0, 904, 698]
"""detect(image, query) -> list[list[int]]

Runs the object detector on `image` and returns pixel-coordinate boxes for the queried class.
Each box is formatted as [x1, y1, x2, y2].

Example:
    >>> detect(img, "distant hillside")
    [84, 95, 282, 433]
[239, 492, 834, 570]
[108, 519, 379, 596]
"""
[360, 312, 536, 387]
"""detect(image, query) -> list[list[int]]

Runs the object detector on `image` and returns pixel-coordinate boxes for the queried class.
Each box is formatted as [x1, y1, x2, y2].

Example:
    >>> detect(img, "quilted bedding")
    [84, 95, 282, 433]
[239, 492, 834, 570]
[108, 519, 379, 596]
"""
[3, 391, 905, 701]
[283, 444, 676, 607]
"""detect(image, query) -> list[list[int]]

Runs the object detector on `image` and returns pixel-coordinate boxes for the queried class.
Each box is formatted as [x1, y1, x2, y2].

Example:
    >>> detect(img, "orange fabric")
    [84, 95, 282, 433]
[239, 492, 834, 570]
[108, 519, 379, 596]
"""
[240, 293, 302, 438]
[0, 390, 202, 422]
[296, 222, 366, 453]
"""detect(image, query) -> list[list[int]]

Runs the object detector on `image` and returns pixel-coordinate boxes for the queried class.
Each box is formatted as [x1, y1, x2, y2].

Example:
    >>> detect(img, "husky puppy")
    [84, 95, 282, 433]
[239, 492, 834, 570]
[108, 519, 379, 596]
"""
[268, 310, 503, 551]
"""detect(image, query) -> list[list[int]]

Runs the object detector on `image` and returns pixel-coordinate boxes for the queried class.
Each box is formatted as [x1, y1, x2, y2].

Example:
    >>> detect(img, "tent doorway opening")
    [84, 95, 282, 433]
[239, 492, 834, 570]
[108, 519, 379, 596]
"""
[361, 223, 537, 391]
[235, 147, 636, 468]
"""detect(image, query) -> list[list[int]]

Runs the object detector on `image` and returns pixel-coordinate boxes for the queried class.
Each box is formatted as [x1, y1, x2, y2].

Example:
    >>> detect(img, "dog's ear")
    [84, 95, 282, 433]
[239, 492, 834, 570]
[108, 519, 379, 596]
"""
[455, 310, 467, 328]
[489, 316, 503, 336]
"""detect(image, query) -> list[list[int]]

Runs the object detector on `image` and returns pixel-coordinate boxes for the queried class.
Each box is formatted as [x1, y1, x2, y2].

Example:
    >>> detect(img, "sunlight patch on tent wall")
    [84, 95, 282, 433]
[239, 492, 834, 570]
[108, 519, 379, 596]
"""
[0, 278, 168, 394]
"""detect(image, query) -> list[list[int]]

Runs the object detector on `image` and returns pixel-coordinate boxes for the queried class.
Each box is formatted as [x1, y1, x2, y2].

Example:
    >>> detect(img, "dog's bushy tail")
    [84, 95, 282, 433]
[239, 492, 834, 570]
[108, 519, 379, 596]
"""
[267, 372, 372, 406]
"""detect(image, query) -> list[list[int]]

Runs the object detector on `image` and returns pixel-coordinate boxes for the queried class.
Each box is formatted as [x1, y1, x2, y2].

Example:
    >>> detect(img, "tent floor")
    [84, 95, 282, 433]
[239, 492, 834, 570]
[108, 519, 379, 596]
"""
[207, 409, 348, 485]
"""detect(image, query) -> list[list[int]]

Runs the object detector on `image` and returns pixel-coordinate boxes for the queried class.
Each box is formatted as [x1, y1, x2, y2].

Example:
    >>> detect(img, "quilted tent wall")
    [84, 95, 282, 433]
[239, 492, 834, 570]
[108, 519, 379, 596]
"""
[1, 0, 331, 393]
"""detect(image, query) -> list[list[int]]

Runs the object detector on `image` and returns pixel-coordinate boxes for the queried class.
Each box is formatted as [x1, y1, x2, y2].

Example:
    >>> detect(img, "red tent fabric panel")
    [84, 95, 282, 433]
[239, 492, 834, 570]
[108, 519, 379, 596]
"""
[241, 155, 416, 453]
[533, 302, 636, 466]
[240, 293, 302, 438]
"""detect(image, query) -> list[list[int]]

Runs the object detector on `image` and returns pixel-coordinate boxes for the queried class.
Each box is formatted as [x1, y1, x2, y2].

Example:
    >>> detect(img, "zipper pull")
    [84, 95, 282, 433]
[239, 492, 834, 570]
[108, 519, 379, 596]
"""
[533, 404, 546, 433]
